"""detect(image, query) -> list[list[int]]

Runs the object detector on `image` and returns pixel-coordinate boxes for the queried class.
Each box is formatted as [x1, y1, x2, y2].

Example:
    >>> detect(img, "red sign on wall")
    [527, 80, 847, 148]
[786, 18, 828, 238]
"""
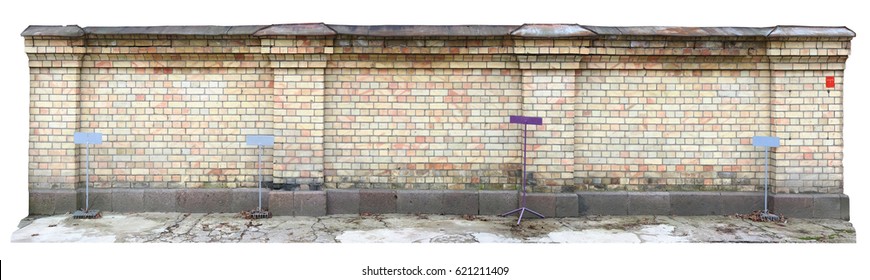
[826, 76, 835, 88]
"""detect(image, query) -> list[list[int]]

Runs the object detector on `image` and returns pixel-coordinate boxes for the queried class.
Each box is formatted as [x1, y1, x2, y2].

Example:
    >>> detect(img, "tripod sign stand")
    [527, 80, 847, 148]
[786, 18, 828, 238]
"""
[501, 116, 545, 225]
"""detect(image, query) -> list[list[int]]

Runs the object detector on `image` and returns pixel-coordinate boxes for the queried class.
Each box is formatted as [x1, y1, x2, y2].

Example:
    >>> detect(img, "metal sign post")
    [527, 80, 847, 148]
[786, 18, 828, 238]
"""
[245, 135, 274, 219]
[500, 116, 545, 225]
[73, 132, 103, 219]
[752, 136, 781, 221]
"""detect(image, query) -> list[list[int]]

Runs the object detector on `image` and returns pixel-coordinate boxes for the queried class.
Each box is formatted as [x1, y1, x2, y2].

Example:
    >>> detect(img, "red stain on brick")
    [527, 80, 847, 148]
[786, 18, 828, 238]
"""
[803, 153, 814, 160]
[415, 136, 426, 143]
[676, 165, 685, 172]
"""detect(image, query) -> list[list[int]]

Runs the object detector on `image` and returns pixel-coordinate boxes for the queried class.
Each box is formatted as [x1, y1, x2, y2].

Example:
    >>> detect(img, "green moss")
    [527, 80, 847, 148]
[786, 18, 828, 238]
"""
[203, 182, 227, 188]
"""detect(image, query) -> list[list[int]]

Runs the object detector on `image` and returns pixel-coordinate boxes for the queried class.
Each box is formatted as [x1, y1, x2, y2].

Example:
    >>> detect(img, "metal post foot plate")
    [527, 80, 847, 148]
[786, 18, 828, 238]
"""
[72, 209, 102, 219]
[243, 209, 272, 219]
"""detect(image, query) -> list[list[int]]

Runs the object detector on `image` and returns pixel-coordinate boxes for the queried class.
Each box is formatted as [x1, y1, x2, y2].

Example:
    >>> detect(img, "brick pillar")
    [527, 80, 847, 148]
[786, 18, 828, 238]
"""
[517, 55, 578, 192]
[768, 38, 849, 194]
[26, 37, 84, 190]
[271, 54, 327, 189]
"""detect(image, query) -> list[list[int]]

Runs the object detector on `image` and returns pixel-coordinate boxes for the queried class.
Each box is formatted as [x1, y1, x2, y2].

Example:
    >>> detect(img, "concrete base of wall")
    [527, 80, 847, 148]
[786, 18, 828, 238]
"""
[28, 189, 851, 220]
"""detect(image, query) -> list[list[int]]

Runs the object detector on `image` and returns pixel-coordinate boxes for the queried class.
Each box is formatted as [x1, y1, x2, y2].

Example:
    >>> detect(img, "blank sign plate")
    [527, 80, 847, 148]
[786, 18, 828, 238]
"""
[246, 135, 275, 146]
[73, 132, 103, 144]
[752, 136, 780, 147]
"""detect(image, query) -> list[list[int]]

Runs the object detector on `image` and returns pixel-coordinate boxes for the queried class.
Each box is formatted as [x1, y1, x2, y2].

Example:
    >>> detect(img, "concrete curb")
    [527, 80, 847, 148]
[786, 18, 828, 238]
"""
[27, 189, 851, 219]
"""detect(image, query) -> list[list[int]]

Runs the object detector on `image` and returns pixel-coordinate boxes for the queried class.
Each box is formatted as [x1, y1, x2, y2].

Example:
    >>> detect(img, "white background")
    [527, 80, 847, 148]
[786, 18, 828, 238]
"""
[0, 0, 866, 279]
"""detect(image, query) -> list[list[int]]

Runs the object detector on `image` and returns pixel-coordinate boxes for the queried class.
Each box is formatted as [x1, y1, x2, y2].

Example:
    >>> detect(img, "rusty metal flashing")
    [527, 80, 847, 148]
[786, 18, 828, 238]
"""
[252, 23, 336, 36]
[82, 25, 268, 36]
[328, 24, 519, 37]
[768, 26, 856, 37]
[588, 26, 774, 37]
[20, 25, 84, 37]
[510, 24, 596, 37]
[21, 24, 856, 38]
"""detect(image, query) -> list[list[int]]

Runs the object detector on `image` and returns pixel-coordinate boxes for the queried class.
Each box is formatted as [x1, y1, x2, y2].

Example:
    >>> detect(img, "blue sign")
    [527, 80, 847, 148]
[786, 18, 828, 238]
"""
[246, 135, 275, 146]
[752, 136, 780, 148]
[73, 132, 103, 144]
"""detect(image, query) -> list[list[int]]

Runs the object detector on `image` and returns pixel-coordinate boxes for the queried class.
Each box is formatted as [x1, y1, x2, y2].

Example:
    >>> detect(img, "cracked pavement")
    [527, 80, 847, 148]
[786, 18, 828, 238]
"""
[11, 212, 856, 243]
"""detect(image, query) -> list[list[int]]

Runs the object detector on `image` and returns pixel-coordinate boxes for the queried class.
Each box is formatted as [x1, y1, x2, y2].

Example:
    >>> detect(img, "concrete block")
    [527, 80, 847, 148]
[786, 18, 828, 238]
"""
[479, 191, 517, 215]
[78, 189, 113, 212]
[29, 190, 55, 215]
[398, 190, 444, 214]
[176, 189, 230, 213]
[359, 189, 396, 214]
[771, 194, 813, 218]
[840, 195, 850, 221]
[54, 190, 77, 214]
[144, 189, 177, 212]
[524, 193, 556, 218]
[269, 191, 294, 216]
[442, 190, 478, 215]
[293, 191, 326, 216]
[719, 192, 762, 215]
[112, 189, 144, 213]
[670, 192, 721, 216]
[327, 189, 359, 214]
[628, 192, 670, 215]
[555, 193, 579, 217]
[231, 188, 268, 213]
[812, 194, 842, 219]
[578, 192, 628, 215]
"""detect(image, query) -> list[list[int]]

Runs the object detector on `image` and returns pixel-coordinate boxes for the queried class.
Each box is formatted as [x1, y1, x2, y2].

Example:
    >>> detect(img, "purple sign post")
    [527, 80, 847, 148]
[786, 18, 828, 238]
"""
[500, 116, 545, 225]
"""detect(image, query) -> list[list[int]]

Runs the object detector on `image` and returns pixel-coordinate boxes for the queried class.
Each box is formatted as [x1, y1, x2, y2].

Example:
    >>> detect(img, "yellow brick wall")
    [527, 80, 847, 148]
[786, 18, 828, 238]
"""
[25, 33, 851, 194]
[323, 68, 522, 190]
[576, 59, 771, 192]
[78, 67, 273, 188]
